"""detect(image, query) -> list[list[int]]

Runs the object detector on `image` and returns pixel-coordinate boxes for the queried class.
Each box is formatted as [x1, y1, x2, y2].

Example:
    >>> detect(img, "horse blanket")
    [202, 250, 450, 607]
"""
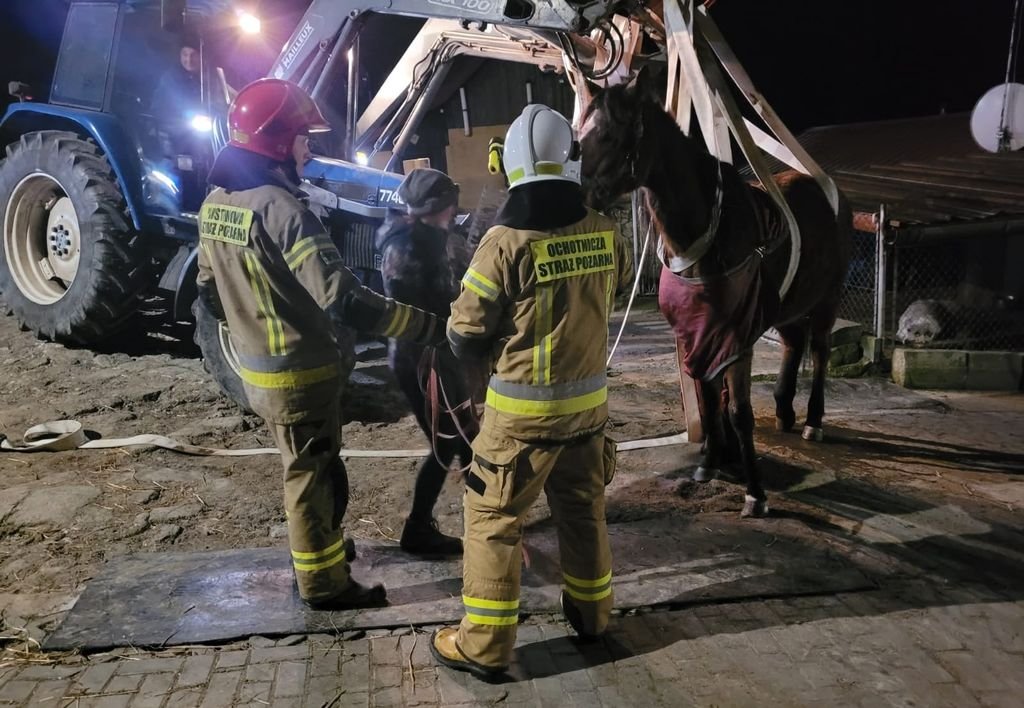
[659, 252, 780, 381]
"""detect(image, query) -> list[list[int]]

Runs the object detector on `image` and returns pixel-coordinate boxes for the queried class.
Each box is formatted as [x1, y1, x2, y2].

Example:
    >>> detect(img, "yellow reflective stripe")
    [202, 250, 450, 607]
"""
[532, 286, 553, 385]
[383, 303, 412, 337]
[292, 553, 347, 572]
[239, 363, 338, 389]
[291, 537, 346, 561]
[486, 386, 607, 417]
[462, 596, 519, 611]
[243, 253, 286, 356]
[605, 273, 615, 318]
[463, 594, 519, 627]
[465, 613, 519, 626]
[507, 163, 564, 186]
[564, 585, 612, 602]
[462, 268, 500, 301]
[563, 571, 612, 588]
[285, 235, 337, 270]
[285, 238, 318, 270]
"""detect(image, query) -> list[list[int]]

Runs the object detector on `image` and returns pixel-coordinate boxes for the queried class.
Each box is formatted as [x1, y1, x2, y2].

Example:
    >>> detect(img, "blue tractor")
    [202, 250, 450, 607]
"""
[0, 0, 405, 407]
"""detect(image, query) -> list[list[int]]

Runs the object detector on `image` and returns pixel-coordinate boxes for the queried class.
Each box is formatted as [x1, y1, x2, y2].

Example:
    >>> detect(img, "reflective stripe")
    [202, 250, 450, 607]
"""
[507, 162, 564, 186]
[239, 363, 339, 389]
[285, 235, 336, 270]
[532, 286, 553, 385]
[463, 595, 519, 626]
[564, 570, 613, 602]
[243, 252, 286, 356]
[383, 302, 412, 337]
[291, 538, 347, 572]
[462, 268, 500, 301]
[486, 374, 607, 416]
[605, 272, 615, 319]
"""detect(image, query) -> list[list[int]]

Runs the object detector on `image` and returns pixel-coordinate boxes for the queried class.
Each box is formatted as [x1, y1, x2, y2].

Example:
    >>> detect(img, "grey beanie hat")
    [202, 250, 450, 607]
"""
[398, 168, 460, 216]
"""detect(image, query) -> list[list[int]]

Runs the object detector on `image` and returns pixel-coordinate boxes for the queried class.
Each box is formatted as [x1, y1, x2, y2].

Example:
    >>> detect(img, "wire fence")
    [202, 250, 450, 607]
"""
[836, 229, 878, 331]
[888, 236, 1024, 351]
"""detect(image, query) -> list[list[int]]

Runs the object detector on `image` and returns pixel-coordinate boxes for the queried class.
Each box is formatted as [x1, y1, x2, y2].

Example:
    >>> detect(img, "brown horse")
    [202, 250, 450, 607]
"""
[580, 82, 852, 517]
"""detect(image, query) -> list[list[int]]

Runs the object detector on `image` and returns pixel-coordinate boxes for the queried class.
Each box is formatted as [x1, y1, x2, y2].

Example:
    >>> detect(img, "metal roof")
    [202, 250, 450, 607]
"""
[797, 113, 1024, 232]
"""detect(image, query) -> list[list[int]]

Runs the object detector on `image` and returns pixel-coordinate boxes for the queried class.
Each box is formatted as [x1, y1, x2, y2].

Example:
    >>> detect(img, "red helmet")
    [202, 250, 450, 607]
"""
[228, 79, 330, 161]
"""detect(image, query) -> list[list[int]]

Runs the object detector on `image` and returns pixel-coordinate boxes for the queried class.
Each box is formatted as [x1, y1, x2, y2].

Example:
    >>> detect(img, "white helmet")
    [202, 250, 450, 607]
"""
[502, 104, 581, 189]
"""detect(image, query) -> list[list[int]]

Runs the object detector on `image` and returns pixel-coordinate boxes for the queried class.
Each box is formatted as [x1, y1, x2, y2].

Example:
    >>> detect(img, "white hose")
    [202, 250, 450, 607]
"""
[607, 220, 653, 367]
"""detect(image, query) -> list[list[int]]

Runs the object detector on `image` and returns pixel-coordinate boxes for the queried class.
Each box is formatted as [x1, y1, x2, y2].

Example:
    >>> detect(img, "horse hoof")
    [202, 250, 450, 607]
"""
[741, 495, 769, 518]
[693, 466, 717, 483]
[802, 425, 824, 442]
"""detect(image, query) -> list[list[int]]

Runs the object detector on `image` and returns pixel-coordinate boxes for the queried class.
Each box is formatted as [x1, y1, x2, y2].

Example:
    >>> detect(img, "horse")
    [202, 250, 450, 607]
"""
[579, 82, 852, 518]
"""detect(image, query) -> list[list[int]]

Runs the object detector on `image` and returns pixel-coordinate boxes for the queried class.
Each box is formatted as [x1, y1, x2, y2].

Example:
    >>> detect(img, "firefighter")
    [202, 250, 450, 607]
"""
[430, 104, 634, 679]
[196, 79, 447, 609]
[376, 168, 479, 557]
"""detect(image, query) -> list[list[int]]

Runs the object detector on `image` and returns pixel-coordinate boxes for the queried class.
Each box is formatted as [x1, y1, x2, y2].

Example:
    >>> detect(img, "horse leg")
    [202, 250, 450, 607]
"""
[724, 355, 767, 517]
[694, 375, 725, 482]
[803, 306, 838, 442]
[773, 322, 807, 433]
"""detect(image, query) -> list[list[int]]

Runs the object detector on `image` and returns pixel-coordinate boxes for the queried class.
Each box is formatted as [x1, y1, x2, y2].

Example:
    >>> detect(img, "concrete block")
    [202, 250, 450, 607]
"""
[829, 342, 862, 367]
[966, 351, 1024, 391]
[891, 348, 967, 389]
[831, 319, 863, 348]
[861, 334, 882, 362]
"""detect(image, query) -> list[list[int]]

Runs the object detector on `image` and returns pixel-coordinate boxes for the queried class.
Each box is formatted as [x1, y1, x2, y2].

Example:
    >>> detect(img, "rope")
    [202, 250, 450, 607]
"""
[607, 217, 654, 366]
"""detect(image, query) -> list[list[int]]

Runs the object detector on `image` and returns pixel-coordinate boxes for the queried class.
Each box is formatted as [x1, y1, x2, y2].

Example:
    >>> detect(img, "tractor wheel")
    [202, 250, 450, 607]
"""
[192, 297, 358, 415]
[0, 131, 147, 344]
[192, 296, 254, 414]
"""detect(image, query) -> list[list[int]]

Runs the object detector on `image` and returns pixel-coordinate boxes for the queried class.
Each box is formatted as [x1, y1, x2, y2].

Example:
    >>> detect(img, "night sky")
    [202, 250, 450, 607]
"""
[0, 0, 1019, 133]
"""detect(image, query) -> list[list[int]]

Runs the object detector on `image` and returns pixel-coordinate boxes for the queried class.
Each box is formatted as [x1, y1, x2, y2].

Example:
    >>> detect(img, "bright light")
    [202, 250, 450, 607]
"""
[238, 11, 261, 35]
[354, 151, 369, 166]
[150, 170, 179, 194]
[190, 114, 213, 133]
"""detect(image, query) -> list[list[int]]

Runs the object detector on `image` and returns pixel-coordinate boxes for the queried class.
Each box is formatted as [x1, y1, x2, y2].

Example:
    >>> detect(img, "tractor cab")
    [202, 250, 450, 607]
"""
[41, 0, 253, 217]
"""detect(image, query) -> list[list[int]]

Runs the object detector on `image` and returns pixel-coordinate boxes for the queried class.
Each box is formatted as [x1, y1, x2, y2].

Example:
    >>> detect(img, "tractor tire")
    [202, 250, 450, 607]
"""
[192, 296, 254, 414]
[0, 131, 147, 344]
[192, 297, 358, 415]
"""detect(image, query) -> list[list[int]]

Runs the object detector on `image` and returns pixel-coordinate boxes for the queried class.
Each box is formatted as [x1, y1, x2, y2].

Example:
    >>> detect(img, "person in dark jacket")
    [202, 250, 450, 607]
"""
[376, 168, 480, 557]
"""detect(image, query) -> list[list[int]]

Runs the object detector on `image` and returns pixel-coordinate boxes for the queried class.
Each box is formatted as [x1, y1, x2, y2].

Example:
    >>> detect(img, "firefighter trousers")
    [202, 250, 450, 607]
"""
[267, 403, 352, 603]
[456, 427, 615, 668]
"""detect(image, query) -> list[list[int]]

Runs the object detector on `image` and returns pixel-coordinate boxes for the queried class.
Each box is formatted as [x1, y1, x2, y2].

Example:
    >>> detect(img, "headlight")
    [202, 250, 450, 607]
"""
[190, 114, 213, 133]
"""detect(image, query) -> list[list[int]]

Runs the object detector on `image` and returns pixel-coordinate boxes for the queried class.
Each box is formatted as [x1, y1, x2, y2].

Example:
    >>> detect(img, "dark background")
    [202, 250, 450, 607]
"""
[0, 0, 1019, 132]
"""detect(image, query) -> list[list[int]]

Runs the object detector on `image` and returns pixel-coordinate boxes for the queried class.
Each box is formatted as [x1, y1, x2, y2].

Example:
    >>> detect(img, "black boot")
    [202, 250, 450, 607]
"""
[400, 517, 463, 558]
[304, 579, 387, 611]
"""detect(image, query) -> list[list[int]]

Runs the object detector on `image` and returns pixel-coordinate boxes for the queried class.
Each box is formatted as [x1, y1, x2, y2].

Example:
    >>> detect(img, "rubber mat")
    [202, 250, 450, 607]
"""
[44, 516, 873, 650]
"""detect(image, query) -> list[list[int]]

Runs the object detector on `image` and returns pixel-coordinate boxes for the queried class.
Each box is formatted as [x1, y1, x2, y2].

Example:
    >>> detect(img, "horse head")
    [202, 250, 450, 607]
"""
[579, 81, 657, 209]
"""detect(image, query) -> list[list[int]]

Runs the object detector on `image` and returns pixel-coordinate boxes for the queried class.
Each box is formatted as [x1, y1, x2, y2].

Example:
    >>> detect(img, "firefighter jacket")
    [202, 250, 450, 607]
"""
[447, 206, 633, 442]
[197, 171, 442, 424]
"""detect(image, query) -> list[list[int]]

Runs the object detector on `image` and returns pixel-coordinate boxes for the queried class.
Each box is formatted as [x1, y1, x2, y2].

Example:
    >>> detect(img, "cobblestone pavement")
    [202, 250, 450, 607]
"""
[1, 575, 1021, 707]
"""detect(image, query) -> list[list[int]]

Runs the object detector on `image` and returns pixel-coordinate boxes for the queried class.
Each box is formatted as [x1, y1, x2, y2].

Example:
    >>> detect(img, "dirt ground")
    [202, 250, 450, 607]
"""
[1, 299, 1022, 650]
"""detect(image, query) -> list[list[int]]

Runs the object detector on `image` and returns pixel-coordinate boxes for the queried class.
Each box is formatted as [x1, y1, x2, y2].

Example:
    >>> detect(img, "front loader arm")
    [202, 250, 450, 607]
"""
[269, 0, 621, 84]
